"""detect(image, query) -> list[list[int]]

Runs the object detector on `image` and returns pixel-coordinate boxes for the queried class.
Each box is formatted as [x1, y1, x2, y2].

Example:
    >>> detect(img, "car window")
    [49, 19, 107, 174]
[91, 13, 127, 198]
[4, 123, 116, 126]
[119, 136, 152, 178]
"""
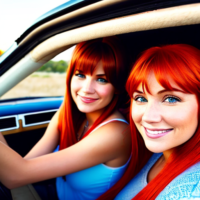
[0, 46, 75, 99]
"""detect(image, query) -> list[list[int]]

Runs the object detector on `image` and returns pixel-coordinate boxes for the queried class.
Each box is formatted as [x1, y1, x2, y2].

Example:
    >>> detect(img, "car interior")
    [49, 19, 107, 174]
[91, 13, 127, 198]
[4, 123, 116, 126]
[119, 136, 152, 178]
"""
[0, 1, 200, 199]
[1, 0, 200, 161]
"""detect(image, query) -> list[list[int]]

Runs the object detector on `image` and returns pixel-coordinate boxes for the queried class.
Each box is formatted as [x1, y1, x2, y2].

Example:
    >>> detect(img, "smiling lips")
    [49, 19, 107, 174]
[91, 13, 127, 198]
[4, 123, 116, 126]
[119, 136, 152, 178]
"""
[144, 127, 173, 139]
[79, 95, 98, 103]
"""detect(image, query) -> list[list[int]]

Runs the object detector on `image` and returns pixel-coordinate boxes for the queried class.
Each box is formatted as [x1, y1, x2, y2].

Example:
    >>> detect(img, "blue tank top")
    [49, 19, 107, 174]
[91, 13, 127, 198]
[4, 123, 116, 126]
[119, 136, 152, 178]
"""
[55, 119, 130, 200]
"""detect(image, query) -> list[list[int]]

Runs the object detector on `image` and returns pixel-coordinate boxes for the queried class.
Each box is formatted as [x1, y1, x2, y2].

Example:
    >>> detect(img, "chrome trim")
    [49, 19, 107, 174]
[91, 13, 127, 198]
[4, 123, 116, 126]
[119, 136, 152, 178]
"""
[0, 115, 19, 132]
[18, 109, 58, 127]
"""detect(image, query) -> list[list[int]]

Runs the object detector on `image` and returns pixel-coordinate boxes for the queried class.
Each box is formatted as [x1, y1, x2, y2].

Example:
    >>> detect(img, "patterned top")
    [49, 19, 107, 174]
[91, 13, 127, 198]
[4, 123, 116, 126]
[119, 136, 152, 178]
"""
[115, 153, 200, 200]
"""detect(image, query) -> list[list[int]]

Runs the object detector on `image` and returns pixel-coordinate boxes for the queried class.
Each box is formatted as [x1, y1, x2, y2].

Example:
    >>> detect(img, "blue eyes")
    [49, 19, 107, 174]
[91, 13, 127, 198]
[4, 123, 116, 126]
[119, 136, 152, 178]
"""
[75, 73, 108, 83]
[97, 78, 108, 83]
[134, 96, 180, 104]
[164, 96, 180, 103]
[75, 73, 85, 78]
[135, 97, 148, 102]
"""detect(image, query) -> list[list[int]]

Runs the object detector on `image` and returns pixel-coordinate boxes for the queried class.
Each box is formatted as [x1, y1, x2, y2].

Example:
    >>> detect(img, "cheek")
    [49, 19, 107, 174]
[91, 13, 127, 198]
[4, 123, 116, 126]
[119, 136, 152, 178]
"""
[131, 103, 144, 137]
[163, 101, 198, 144]
[71, 77, 80, 93]
[131, 102, 144, 124]
[97, 85, 115, 99]
[70, 77, 79, 100]
[164, 104, 198, 130]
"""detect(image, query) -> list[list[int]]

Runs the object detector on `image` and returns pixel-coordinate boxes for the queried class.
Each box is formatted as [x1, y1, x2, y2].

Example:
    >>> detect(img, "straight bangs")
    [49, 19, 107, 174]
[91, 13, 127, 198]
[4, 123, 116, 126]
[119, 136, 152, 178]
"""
[101, 43, 117, 86]
[126, 45, 200, 98]
[72, 43, 102, 75]
[69, 41, 116, 86]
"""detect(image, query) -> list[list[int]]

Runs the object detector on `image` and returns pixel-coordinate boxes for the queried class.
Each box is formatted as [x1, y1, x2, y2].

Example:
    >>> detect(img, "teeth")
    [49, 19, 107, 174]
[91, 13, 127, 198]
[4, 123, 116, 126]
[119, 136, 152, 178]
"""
[146, 129, 169, 135]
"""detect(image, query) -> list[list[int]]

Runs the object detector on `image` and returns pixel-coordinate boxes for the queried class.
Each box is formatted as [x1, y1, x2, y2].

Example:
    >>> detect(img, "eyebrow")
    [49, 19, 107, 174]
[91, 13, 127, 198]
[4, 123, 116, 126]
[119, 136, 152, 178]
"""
[75, 69, 83, 73]
[157, 88, 185, 94]
[134, 88, 185, 94]
[96, 74, 106, 77]
[134, 90, 144, 94]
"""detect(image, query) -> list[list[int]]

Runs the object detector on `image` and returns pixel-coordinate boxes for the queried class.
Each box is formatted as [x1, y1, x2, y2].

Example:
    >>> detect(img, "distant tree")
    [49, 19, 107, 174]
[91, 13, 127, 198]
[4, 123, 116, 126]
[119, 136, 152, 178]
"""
[37, 60, 69, 73]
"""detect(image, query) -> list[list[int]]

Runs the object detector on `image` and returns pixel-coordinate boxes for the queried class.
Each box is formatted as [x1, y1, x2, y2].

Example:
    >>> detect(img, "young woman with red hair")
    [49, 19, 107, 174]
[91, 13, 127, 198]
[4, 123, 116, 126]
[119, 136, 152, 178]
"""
[0, 37, 132, 200]
[115, 44, 200, 199]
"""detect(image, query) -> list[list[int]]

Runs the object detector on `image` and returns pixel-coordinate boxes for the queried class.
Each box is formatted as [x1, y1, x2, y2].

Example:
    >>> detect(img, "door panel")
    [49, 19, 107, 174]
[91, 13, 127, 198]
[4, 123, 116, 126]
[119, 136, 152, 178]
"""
[0, 97, 63, 156]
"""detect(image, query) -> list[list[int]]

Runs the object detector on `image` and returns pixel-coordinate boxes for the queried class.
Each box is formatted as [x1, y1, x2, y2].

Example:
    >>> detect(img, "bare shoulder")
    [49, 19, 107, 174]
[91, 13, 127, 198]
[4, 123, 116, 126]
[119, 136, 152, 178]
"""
[91, 110, 129, 137]
[95, 119, 129, 138]
[89, 111, 131, 158]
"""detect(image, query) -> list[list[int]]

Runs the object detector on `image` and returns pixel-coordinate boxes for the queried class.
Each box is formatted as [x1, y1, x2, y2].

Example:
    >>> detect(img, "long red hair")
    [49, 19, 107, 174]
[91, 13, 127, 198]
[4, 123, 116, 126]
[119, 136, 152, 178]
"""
[58, 37, 129, 149]
[126, 44, 200, 199]
[58, 37, 133, 198]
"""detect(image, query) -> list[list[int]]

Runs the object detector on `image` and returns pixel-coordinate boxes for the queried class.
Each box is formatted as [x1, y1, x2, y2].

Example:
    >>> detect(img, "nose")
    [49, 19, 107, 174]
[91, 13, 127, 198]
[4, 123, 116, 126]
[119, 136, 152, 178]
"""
[82, 77, 95, 93]
[142, 101, 162, 123]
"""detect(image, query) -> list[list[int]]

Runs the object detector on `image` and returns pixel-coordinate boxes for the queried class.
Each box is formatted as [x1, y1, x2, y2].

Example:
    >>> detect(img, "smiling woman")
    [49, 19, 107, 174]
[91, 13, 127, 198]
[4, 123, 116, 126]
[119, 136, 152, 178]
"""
[115, 44, 200, 199]
[132, 72, 198, 154]
[71, 61, 115, 116]
[0, 37, 132, 200]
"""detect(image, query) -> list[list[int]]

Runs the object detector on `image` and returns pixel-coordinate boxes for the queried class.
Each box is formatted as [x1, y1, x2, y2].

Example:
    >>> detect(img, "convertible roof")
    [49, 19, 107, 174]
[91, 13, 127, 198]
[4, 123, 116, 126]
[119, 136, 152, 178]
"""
[16, 0, 199, 44]
[0, 0, 199, 74]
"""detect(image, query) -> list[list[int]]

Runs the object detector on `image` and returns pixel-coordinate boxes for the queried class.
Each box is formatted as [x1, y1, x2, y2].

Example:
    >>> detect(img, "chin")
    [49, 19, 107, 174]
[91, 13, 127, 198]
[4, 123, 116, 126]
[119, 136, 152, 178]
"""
[76, 105, 95, 113]
[77, 108, 92, 113]
[144, 141, 166, 154]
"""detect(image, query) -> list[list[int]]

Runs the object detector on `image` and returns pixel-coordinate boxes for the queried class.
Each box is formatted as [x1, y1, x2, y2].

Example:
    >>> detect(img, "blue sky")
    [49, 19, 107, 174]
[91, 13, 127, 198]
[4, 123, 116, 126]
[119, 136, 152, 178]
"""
[0, 0, 75, 61]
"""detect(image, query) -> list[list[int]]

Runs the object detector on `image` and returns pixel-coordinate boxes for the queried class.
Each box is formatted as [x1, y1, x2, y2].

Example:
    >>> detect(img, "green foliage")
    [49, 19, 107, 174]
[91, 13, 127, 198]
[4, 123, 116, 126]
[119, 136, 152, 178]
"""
[37, 60, 69, 73]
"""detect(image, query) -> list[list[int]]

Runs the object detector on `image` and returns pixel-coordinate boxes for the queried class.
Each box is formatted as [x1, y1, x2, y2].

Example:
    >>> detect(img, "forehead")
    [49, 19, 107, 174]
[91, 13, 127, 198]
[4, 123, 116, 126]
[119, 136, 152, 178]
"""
[136, 72, 182, 94]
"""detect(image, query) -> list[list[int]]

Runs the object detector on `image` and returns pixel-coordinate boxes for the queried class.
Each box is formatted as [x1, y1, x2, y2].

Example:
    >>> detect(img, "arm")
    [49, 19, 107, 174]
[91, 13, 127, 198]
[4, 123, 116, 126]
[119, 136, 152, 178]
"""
[0, 132, 8, 145]
[24, 109, 60, 159]
[0, 121, 131, 189]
